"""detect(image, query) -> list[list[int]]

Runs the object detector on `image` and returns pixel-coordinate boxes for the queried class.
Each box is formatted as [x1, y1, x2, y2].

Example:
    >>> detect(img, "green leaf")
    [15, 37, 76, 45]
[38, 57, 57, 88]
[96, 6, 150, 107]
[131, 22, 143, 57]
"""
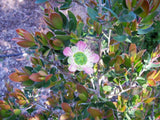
[56, 11, 68, 29]
[134, 7, 143, 15]
[35, 0, 48, 4]
[60, 0, 72, 10]
[77, 22, 84, 37]
[113, 35, 127, 42]
[119, 11, 136, 22]
[68, 11, 77, 32]
[136, 77, 146, 85]
[103, 86, 112, 92]
[22, 80, 34, 86]
[87, 7, 99, 20]
[79, 93, 88, 102]
[103, 7, 118, 19]
[138, 27, 154, 34]
[56, 35, 71, 41]
[141, 11, 159, 24]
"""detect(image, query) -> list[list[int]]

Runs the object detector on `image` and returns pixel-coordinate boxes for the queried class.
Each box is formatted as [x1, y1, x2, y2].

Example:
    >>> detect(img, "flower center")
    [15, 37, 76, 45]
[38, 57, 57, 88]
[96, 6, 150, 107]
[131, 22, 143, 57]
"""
[73, 52, 87, 65]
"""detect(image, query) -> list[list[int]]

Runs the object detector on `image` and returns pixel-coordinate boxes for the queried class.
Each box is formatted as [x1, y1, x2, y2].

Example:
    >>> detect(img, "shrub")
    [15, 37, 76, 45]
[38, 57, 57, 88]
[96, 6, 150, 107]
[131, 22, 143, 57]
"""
[1, 0, 160, 119]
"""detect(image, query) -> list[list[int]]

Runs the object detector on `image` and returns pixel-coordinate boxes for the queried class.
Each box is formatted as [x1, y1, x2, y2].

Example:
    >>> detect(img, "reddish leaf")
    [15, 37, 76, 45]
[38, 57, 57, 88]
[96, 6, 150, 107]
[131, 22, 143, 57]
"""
[124, 27, 131, 35]
[9, 73, 28, 82]
[16, 29, 27, 37]
[125, 0, 132, 10]
[17, 100, 27, 105]
[150, 0, 160, 12]
[29, 73, 43, 82]
[154, 70, 160, 81]
[136, 0, 144, 9]
[30, 57, 39, 65]
[88, 107, 102, 119]
[45, 74, 53, 82]
[136, 49, 146, 60]
[131, 20, 137, 31]
[76, 84, 88, 97]
[43, 16, 55, 29]
[17, 41, 35, 48]
[148, 79, 156, 86]
[147, 71, 156, 80]
[106, 109, 115, 119]
[140, 0, 149, 17]
[50, 12, 63, 29]
[129, 43, 137, 57]
[53, 39, 64, 47]
[115, 55, 124, 65]
[23, 31, 34, 42]
[0, 104, 11, 110]
[12, 38, 26, 42]
[61, 103, 72, 113]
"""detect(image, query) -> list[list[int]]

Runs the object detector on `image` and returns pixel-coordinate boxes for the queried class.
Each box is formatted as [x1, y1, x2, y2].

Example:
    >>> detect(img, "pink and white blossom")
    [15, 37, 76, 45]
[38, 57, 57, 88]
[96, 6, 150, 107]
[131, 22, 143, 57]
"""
[63, 41, 100, 75]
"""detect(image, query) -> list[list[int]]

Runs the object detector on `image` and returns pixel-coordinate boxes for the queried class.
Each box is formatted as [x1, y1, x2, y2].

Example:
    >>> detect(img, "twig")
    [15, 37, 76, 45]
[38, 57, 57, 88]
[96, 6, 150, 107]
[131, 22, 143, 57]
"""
[107, 29, 112, 53]
[96, 37, 102, 97]
[98, 0, 102, 13]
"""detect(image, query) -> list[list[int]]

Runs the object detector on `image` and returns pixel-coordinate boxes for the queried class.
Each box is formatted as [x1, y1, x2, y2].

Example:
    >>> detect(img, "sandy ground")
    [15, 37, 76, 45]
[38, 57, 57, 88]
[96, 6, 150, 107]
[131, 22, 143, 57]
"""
[0, 0, 87, 98]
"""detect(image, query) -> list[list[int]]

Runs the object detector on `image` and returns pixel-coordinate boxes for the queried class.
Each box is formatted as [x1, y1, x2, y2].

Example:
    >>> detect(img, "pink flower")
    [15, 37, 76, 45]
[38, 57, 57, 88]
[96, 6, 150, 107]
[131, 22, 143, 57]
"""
[63, 41, 100, 75]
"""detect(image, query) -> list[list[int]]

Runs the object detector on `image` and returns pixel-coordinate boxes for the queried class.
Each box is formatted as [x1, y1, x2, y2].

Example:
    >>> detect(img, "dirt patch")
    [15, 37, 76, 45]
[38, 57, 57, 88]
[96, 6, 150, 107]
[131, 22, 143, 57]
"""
[0, 0, 87, 100]
[0, 0, 44, 97]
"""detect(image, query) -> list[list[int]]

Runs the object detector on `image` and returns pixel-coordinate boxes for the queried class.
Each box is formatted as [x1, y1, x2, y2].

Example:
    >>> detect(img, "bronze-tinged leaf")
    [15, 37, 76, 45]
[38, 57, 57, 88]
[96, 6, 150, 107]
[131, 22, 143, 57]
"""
[129, 43, 137, 57]
[144, 97, 155, 104]
[135, 49, 146, 60]
[124, 27, 131, 35]
[38, 71, 48, 76]
[53, 39, 64, 47]
[61, 103, 72, 113]
[29, 73, 43, 82]
[88, 107, 102, 119]
[16, 29, 27, 37]
[30, 57, 39, 65]
[147, 71, 156, 80]
[119, 105, 126, 112]
[76, 84, 88, 97]
[115, 55, 124, 65]
[154, 70, 160, 81]
[23, 31, 34, 42]
[60, 114, 70, 120]
[50, 12, 63, 29]
[139, 0, 149, 17]
[45, 74, 53, 82]
[136, 0, 144, 9]
[0, 104, 11, 110]
[44, 16, 55, 29]
[150, 0, 160, 12]
[125, 0, 132, 10]
[9, 72, 25, 82]
[106, 109, 115, 120]
[17, 41, 35, 48]
[148, 79, 156, 86]
[17, 100, 26, 105]
[131, 20, 137, 31]
[12, 38, 26, 42]
[18, 75, 29, 81]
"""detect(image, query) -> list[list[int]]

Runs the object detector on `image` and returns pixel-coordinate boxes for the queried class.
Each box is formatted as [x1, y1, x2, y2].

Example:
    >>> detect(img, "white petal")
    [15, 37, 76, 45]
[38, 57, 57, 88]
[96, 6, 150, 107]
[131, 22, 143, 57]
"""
[63, 47, 72, 56]
[68, 64, 77, 72]
[83, 67, 94, 75]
